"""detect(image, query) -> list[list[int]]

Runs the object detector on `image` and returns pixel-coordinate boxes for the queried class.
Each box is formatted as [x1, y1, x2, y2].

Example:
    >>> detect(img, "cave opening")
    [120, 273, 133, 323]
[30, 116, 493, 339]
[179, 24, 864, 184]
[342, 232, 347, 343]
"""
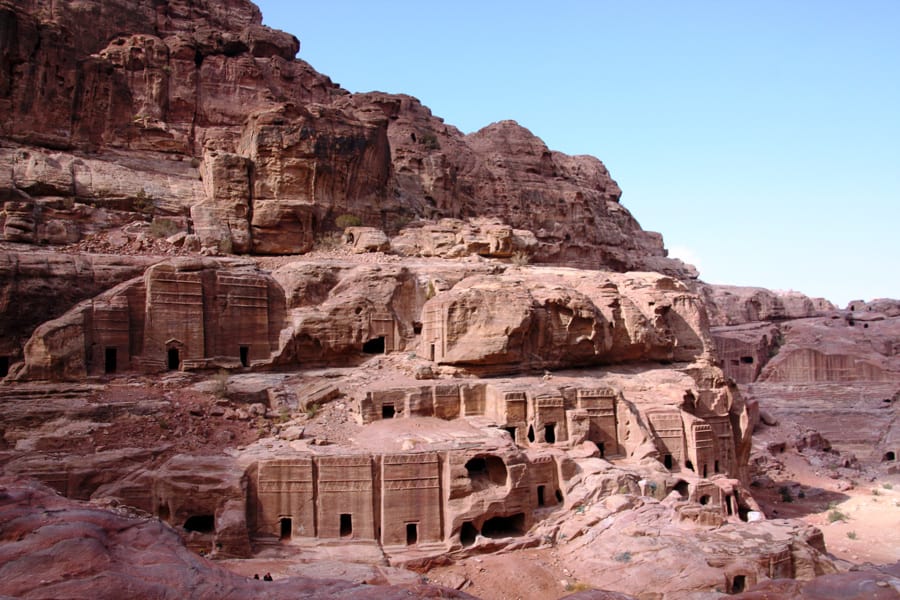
[663, 453, 673, 469]
[183, 514, 215, 533]
[465, 455, 508, 486]
[363, 336, 385, 354]
[884, 451, 896, 462]
[460, 521, 477, 546]
[481, 513, 525, 538]
[731, 575, 746, 593]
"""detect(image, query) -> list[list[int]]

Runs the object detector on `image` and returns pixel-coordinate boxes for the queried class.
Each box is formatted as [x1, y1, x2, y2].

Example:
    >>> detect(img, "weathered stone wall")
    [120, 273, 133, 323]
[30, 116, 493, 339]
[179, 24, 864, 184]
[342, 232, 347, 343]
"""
[13, 258, 285, 379]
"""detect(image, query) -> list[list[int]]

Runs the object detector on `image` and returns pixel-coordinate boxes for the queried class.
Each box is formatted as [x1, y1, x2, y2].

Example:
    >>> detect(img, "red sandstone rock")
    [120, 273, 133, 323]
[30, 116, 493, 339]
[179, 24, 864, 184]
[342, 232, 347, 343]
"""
[0, 477, 475, 600]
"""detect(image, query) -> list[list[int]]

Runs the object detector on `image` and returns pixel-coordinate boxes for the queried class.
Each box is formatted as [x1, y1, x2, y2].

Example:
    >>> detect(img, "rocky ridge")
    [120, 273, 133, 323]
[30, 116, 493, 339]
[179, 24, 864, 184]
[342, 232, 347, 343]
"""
[0, 1, 898, 599]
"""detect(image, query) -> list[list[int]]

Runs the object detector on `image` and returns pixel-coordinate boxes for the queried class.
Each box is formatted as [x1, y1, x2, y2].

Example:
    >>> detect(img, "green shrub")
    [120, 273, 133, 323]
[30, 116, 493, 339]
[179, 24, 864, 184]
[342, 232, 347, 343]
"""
[827, 509, 848, 523]
[884, 483, 894, 490]
[846, 531, 858, 540]
[133, 188, 155, 215]
[305, 402, 320, 419]
[419, 132, 440, 150]
[335, 213, 362, 229]
[779, 486, 793, 503]
[613, 551, 632, 563]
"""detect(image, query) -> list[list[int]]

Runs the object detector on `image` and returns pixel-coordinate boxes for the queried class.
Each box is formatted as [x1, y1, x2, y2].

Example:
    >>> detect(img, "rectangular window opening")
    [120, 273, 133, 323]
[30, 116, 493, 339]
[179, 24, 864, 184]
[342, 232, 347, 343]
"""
[280, 517, 292, 540]
[104, 347, 117, 373]
[544, 423, 556, 444]
[340, 513, 352, 538]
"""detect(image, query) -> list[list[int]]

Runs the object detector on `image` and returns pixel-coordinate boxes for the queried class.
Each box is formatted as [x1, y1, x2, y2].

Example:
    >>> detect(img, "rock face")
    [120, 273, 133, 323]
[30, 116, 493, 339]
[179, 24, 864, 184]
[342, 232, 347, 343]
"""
[0, 0, 691, 276]
[705, 286, 900, 469]
[0, 1, 891, 599]
[13, 256, 285, 380]
[0, 477, 475, 600]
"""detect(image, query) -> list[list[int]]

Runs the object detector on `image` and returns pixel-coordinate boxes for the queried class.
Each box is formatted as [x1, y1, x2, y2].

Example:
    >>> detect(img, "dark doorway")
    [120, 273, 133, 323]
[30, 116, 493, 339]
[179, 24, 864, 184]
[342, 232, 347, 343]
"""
[382, 403, 396, 419]
[158, 504, 170, 521]
[504, 427, 517, 441]
[340, 513, 352, 538]
[715, 460, 720, 473]
[167, 347, 180, 370]
[537, 485, 545, 507]
[430, 343, 435, 361]
[481, 513, 525, 538]
[280, 517, 292, 540]
[104, 347, 117, 373]
[239, 345, 249, 367]
[413, 322, 423, 334]
[406, 523, 418, 545]
[555, 489, 563, 503]
[685, 460, 694, 472]
[597, 442, 605, 458]
[183, 514, 215, 533]
[725, 495, 734, 515]
[362, 336, 385, 354]
[527, 425, 535, 443]
[460, 521, 477, 546]
[0, 356, 8, 377]
[732, 575, 746, 593]
[674, 480, 689, 498]
[663, 453, 673, 469]
[544, 424, 556, 444]
[699, 495, 710, 505]
[703, 464, 708, 478]
[884, 451, 896, 461]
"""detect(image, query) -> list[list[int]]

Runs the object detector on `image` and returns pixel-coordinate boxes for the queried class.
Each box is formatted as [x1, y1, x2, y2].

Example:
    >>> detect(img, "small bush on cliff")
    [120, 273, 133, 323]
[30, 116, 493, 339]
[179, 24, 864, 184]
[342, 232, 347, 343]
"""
[419, 132, 440, 150]
[133, 189, 155, 215]
[335, 213, 362, 229]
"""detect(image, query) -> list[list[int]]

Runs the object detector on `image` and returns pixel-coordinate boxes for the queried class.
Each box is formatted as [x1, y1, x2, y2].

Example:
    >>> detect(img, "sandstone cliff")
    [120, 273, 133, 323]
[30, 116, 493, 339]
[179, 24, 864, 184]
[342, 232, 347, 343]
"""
[0, 0, 691, 276]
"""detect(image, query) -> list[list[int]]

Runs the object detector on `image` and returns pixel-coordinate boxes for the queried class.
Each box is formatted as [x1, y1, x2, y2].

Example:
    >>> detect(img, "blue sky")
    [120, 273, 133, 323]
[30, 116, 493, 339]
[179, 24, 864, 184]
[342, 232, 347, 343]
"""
[254, 1, 899, 307]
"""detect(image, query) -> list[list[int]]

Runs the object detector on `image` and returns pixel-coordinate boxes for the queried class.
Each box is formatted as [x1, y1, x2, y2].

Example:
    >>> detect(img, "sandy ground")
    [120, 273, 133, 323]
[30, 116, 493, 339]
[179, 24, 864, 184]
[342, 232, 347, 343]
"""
[753, 451, 900, 565]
